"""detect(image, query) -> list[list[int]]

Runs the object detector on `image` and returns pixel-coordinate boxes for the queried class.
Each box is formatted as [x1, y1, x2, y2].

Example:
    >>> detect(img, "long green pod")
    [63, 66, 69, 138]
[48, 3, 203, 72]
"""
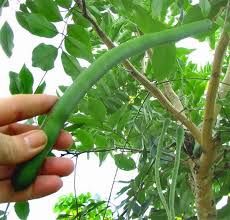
[11, 19, 212, 191]
[154, 119, 170, 218]
[169, 126, 184, 219]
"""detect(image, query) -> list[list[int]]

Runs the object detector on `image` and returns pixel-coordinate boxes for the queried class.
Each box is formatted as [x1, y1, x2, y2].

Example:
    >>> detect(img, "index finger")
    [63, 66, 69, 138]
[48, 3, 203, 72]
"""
[0, 94, 58, 126]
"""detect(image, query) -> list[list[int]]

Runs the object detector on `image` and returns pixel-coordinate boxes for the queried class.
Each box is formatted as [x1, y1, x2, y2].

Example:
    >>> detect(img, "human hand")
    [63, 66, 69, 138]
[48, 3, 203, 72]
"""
[0, 95, 74, 203]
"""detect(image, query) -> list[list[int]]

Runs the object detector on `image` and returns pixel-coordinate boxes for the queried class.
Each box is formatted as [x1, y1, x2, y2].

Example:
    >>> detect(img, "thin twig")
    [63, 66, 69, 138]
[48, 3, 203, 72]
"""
[73, 156, 79, 219]
[34, 13, 71, 93]
[34, 71, 47, 94]
[3, 202, 10, 218]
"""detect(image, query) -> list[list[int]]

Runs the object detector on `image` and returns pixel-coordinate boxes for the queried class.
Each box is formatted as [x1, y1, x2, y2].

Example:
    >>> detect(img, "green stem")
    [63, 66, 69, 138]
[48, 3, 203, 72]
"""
[155, 119, 170, 219]
[12, 19, 213, 191]
[169, 126, 184, 219]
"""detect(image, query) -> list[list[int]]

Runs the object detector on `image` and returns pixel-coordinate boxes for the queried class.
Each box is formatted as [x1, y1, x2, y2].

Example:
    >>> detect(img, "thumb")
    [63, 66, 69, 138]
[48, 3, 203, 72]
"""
[0, 130, 47, 165]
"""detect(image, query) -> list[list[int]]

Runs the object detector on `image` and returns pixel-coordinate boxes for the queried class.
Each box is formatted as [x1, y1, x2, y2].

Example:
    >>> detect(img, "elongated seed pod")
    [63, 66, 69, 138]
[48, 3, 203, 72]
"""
[154, 119, 170, 218]
[169, 126, 184, 219]
[11, 19, 212, 191]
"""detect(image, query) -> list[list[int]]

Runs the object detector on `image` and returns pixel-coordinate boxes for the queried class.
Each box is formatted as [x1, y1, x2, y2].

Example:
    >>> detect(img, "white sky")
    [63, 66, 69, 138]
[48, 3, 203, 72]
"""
[0, 1, 218, 219]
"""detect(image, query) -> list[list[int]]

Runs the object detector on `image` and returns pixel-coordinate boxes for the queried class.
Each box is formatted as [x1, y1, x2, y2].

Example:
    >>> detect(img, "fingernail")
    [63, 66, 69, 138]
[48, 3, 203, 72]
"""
[24, 130, 47, 149]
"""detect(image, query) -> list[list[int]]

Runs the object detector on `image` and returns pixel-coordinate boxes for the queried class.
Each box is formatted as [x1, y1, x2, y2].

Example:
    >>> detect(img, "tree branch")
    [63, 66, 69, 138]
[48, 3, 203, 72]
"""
[143, 44, 185, 117]
[75, 0, 202, 144]
[162, 82, 185, 115]
[65, 147, 144, 156]
[192, 31, 229, 220]
[202, 31, 229, 152]
[61, 147, 176, 162]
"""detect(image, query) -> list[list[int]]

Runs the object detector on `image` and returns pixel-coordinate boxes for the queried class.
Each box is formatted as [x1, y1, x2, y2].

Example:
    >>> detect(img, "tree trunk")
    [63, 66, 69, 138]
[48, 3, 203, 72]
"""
[191, 150, 217, 220]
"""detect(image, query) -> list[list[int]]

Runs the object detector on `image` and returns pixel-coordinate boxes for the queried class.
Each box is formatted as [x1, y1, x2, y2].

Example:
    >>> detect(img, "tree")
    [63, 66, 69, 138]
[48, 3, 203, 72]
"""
[0, 0, 229, 219]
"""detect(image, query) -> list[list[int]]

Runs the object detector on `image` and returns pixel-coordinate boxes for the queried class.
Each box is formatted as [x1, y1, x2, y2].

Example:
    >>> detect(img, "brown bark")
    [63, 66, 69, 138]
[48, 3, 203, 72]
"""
[193, 31, 229, 220]
[202, 32, 229, 152]
[190, 147, 217, 220]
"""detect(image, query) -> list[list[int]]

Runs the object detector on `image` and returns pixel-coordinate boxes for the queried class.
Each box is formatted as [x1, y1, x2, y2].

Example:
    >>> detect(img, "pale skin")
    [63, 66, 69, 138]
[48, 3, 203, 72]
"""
[0, 94, 74, 203]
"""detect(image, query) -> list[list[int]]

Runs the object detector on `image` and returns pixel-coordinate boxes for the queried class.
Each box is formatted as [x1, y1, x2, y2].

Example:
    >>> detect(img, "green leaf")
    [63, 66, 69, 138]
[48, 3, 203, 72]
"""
[0, 21, 14, 57]
[209, 32, 216, 49]
[0, 0, 8, 8]
[57, 214, 71, 219]
[37, 115, 46, 126]
[61, 51, 82, 80]
[95, 134, 107, 147]
[19, 65, 34, 94]
[149, 209, 167, 219]
[0, 216, 7, 220]
[114, 154, 136, 171]
[19, 4, 30, 13]
[199, 0, 211, 17]
[151, 44, 176, 81]
[35, 81, 46, 94]
[25, 0, 39, 13]
[88, 98, 107, 122]
[32, 43, 58, 71]
[34, 0, 62, 22]
[9, 71, 21, 94]
[56, 0, 72, 9]
[108, 105, 128, 128]
[126, 4, 166, 33]
[151, 0, 163, 18]
[14, 201, 29, 220]
[9, 66, 34, 94]
[16, 12, 58, 38]
[179, 189, 193, 213]
[75, 129, 94, 150]
[183, 5, 204, 23]
[218, 201, 230, 220]
[72, 11, 90, 28]
[69, 113, 100, 128]
[98, 152, 108, 166]
[0, 0, 8, 16]
[65, 36, 93, 62]
[67, 24, 91, 47]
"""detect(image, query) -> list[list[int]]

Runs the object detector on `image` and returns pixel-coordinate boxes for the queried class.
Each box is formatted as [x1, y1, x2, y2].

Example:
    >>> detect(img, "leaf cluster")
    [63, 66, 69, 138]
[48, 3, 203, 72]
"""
[53, 193, 113, 220]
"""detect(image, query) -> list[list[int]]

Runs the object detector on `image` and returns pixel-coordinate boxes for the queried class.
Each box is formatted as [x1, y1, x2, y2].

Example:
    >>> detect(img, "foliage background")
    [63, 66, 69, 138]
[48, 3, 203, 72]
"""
[0, 0, 229, 219]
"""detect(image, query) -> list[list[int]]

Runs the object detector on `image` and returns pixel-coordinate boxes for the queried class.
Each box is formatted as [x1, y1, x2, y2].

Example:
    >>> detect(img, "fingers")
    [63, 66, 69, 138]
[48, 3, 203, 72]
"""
[0, 94, 74, 202]
[0, 130, 47, 165]
[0, 158, 74, 202]
[0, 165, 14, 180]
[54, 131, 73, 149]
[0, 123, 38, 135]
[0, 157, 74, 182]
[40, 157, 74, 176]
[0, 123, 73, 150]
[0, 94, 58, 126]
[0, 175, 63, 203]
